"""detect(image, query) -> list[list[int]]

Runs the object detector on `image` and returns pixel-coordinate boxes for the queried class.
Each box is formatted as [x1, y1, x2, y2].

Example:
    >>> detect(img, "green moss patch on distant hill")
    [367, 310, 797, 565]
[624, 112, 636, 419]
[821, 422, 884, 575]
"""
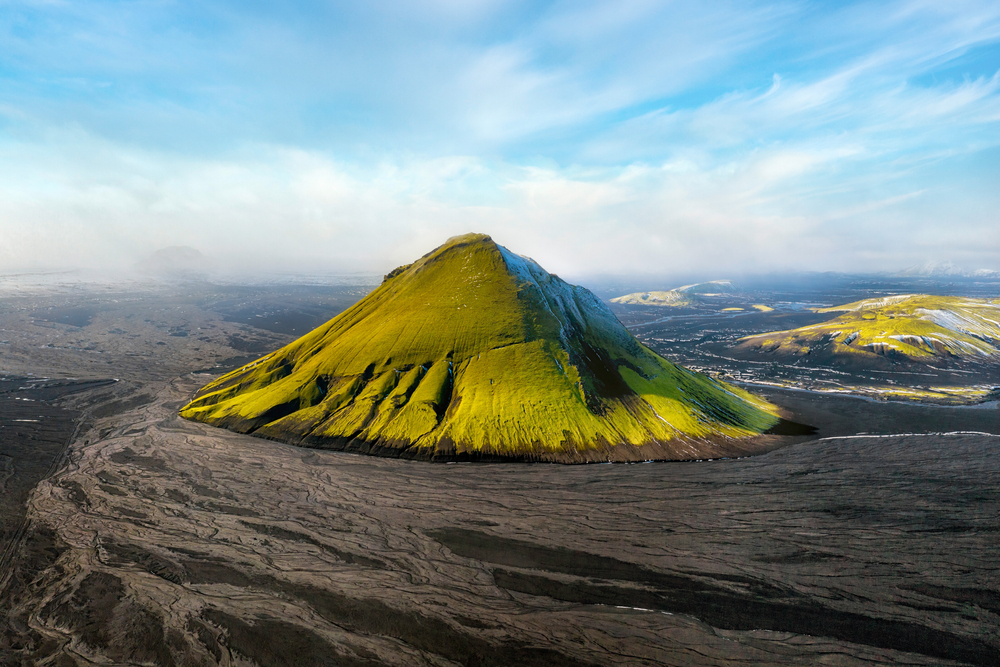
[736, 294, 1000, 363]
[181, 234, 779, 462]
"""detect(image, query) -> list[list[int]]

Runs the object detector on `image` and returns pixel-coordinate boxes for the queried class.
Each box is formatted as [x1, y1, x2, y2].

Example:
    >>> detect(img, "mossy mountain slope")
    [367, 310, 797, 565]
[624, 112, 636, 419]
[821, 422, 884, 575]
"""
[736, 294, 1000, 363]
[181, 234, 778, 462]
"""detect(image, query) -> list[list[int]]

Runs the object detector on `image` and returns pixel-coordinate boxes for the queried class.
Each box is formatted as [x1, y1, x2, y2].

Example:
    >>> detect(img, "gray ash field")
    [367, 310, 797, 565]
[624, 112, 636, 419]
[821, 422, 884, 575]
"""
[1, 274, 997, 666]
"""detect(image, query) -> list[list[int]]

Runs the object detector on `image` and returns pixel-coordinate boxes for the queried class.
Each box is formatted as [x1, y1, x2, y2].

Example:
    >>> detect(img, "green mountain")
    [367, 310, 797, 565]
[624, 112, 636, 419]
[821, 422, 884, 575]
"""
[181, 234, 779, 462]
[610, 281, 738, 307]
[736, 294, 1000, 363]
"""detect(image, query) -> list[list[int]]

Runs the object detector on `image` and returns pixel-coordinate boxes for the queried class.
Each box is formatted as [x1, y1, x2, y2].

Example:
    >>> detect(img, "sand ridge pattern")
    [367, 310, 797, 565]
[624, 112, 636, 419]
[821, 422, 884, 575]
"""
[2, 376, 998, 665]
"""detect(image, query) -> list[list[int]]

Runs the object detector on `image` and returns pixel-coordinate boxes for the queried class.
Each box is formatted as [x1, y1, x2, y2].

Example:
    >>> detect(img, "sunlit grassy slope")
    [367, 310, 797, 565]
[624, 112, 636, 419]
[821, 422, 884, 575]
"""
[610, 281, 737, 307]
[737, 294, 1000, 362]
[181, 234, 779, 461]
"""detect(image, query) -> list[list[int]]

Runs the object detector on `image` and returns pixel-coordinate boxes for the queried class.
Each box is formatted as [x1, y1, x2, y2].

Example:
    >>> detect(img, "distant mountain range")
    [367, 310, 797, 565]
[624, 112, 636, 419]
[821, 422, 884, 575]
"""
[894, 262, 1000, 279]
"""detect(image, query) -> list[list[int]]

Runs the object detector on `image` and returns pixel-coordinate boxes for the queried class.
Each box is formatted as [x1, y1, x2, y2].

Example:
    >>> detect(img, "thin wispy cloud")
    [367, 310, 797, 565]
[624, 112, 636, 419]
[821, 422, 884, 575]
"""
[0, 0, 997, 277]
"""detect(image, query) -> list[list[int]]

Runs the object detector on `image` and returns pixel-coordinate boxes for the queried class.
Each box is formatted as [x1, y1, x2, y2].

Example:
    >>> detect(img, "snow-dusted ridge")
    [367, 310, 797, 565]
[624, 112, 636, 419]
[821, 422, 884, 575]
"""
[497, 244, 641, 356]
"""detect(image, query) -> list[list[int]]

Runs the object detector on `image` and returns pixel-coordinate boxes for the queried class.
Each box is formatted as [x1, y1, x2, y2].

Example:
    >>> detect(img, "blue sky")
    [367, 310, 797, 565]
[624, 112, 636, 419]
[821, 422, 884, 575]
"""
[1, 0, 998, 278]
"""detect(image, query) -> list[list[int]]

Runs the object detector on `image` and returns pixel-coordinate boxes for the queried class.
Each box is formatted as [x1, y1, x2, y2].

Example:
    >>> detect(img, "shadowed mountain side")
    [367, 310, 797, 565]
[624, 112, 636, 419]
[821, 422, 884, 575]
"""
[180, 234, 780, 462]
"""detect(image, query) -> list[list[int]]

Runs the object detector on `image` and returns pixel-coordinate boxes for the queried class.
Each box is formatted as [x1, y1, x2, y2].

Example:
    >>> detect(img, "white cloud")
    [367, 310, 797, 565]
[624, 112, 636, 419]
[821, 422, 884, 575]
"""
[2, 127, 996, 279]
[1, 1, 999, 279]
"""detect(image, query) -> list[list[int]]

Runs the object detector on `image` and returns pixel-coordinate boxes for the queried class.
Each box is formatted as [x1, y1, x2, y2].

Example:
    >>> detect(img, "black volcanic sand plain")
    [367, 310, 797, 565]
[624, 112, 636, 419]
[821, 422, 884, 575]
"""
[0, 378, 111, 586]
[0, 276, 998, 666]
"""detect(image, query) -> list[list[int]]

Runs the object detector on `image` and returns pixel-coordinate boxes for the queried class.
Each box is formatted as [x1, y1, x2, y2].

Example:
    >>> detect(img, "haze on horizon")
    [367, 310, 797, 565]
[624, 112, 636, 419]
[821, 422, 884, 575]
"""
[1, 0, 998, 280]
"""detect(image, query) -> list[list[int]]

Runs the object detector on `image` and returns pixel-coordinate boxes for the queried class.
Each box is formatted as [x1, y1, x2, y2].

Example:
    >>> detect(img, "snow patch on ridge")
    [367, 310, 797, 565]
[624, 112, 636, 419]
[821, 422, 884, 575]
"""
[918, 307, 1000, 341]
[496, 244, 639, 354]
[829, 295, 915, 311]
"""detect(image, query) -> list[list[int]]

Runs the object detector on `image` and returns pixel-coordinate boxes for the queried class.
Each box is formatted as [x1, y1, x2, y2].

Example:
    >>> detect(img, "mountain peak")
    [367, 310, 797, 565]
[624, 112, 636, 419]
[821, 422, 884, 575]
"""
[181, 235, 779, 462]
[383, 232, 496, 282]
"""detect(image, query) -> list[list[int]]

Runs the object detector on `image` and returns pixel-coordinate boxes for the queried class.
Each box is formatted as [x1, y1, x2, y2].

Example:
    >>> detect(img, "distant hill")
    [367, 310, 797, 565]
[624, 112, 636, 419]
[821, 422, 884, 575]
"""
[610, 281, 739, 307]
[735, 295, 1000, 364]
[181, 234, 779, 462]
[139, 246, 208, 278]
